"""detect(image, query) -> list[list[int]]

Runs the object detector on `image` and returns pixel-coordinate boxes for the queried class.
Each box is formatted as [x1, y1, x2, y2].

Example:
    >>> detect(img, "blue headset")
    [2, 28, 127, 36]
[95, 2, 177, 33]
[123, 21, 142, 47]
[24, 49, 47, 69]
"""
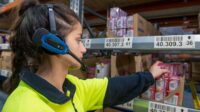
[32, 4, 87, 72]
[32, 4, 69, 54]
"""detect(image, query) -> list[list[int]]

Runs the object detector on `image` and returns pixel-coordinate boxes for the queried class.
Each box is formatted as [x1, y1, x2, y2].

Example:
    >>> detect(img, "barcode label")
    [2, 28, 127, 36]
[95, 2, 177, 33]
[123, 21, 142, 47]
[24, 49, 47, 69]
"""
[104, 37, 133, 48]
[156, 36, 183, 42]
[154, 35, 195, 48]
[149, 101, 188, 112]
[83, 39, 91, 48]
[164, 95, 178, 105]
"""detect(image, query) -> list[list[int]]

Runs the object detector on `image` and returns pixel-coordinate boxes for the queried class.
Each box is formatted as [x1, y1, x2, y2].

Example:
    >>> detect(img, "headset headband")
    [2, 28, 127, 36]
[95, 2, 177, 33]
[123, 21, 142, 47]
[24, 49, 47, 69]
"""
[47, 4, 57, 34]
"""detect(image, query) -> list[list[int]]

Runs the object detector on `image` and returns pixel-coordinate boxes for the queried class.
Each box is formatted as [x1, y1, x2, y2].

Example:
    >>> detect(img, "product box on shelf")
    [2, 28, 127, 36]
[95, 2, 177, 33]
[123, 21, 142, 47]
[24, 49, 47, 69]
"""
[69, 57, 110, 79]
[117, 16, 127, 29]
[111, 55, 131, 77]
[191, 62, 200, 73]
[126, 14, 147, 36]
[191, 73, 200, 82]
[1, 51, 12, 70]
[95, 60, 110, 78]
[111, 54, 153, 77]
[141, 63, 187, 106]
[0, 57, 2, 69]
[191, 62, 200, 82]
[110, 7, 127, 19]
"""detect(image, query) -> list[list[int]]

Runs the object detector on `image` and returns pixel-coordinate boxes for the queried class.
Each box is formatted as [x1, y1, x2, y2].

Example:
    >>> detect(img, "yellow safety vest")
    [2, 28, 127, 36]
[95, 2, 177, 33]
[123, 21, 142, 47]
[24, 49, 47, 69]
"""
[2, 73, 108, 112]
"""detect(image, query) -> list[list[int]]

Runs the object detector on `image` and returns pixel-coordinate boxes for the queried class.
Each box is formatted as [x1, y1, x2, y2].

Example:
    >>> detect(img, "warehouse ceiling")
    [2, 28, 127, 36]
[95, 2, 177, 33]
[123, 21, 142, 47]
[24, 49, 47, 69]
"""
[0, 0, 199, 31]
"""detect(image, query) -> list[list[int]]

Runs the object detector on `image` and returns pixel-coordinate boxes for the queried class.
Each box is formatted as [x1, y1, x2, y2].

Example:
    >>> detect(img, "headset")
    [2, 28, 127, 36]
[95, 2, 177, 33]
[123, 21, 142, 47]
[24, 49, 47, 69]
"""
[32, 4, 87, 72]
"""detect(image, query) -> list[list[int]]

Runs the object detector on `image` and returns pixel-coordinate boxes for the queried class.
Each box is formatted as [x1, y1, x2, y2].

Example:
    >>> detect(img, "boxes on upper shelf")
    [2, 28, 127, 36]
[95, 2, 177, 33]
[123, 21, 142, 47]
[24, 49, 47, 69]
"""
[110, 7, 127, 19]
[107, 7, 160, 37]
[126, 14, 147, 36]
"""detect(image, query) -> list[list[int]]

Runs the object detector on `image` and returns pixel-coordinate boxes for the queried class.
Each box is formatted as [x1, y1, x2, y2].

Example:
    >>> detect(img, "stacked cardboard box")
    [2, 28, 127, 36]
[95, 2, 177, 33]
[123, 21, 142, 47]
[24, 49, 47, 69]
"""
[191, 62, 200, 82]
[107, 7, 160, 37]
[107, 7, 127, 37]
[1, 51, 12, 70]
[0, 51, 12, 77]
[141, 63, 187, 106]
[126, 14, 147, 36]
[111, 54, 152, 77]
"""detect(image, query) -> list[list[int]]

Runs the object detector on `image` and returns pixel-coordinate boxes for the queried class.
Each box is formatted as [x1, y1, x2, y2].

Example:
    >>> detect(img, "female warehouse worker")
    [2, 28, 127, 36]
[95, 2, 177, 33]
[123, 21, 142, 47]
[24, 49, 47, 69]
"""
[2, 0, 169, 112]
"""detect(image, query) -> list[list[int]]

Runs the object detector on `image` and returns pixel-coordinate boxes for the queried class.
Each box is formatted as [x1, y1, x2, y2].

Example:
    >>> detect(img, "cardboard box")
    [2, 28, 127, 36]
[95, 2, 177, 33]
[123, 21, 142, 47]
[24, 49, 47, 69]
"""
[111, 55, 130, 77]
[127, 14, 147, 36]
[145, 21, 160, 36]
[107, 13, 148, 37]
[142, 54, 152, 71]
[111, 54, 145, 77]
[0, 57, 2, 69]
[1, 51, 12, 70]
[110, 7, 127, 18]
[69, 57, 110, 78]
[191, 73, 200, 82]
[192, 62, 200, 73]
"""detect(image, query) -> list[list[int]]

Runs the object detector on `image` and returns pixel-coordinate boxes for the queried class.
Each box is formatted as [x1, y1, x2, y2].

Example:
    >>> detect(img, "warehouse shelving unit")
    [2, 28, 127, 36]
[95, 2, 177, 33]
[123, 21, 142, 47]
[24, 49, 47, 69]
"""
[83, 35, 200, 112]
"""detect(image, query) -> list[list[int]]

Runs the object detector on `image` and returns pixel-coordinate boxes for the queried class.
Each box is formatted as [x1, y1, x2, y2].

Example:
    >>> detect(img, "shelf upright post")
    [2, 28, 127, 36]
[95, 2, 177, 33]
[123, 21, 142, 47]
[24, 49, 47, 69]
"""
[70, 0, 84, 25]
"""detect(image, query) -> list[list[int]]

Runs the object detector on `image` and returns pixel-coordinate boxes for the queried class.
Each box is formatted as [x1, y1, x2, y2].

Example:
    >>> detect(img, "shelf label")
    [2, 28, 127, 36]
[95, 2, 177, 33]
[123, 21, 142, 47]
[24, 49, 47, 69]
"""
[149, 101, 188, 112]
[104, 37, 133, 48]
[0, 44, 10, 50]
[83, 39, 91, 48]
[154, 35, 195, 48]
[1, 70, 8, 77]
[117, 100, 133, 110]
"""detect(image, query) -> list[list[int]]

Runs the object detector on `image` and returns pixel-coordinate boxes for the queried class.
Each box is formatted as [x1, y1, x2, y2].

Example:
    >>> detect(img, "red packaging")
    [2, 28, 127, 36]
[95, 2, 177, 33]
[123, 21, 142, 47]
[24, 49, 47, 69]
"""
[164, 77, 170, 97]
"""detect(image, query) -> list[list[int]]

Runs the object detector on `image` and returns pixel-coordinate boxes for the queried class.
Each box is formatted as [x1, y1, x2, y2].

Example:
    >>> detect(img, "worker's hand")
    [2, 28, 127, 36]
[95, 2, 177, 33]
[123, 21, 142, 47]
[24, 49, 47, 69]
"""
[149, 61, 169, 79]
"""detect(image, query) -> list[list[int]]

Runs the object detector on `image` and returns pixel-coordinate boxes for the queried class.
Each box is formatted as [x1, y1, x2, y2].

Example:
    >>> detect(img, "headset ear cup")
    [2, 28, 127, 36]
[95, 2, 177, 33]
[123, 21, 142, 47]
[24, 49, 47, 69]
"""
[33, 28, 69, 54]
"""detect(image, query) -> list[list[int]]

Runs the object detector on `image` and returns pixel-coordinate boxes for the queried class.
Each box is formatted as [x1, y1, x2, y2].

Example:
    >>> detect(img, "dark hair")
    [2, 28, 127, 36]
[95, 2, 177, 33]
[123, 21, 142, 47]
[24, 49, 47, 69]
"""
[3, 0, 80, 93]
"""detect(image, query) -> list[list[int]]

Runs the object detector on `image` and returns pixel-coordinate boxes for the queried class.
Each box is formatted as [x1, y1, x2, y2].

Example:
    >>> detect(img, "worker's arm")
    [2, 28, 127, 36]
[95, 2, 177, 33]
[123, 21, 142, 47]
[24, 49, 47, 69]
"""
[103, 72, 154, 107]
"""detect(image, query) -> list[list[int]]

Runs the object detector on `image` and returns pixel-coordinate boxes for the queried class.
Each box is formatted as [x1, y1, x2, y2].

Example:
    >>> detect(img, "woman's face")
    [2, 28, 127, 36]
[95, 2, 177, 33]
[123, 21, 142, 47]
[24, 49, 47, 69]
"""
[62, 22, 86, 70]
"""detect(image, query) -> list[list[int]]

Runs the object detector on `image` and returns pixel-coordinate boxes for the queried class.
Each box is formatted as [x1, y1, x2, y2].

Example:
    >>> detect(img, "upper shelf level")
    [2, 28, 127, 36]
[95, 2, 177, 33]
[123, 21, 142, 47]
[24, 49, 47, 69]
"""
[1, 35, 200, 54]
[82, 35, 200, 54]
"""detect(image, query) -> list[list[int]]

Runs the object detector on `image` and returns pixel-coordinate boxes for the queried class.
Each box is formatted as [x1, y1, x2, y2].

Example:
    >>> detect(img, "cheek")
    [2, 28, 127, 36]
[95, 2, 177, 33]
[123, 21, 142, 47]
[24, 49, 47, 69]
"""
[67, 40, 79, 52]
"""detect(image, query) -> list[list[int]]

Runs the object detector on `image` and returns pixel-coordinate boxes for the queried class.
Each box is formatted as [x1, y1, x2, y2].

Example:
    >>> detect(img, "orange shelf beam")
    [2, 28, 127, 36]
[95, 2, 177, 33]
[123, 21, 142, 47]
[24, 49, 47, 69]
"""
[0, 0, 20, 15]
